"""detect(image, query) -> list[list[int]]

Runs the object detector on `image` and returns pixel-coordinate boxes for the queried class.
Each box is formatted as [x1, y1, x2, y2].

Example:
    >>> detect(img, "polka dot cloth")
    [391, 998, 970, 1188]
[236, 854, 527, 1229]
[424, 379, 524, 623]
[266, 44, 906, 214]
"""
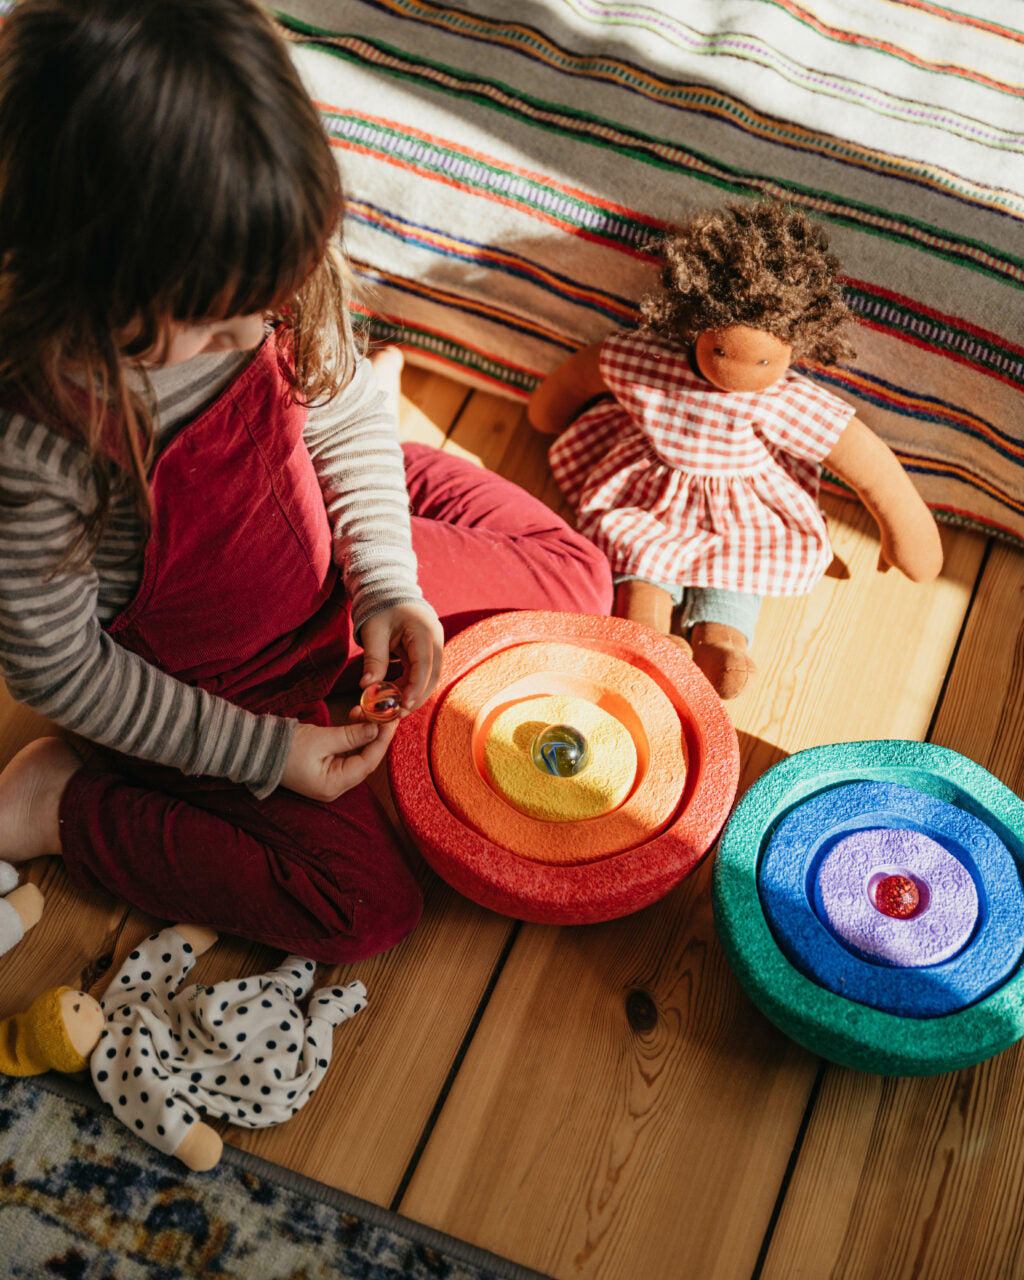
[91, 929, 367, 1160]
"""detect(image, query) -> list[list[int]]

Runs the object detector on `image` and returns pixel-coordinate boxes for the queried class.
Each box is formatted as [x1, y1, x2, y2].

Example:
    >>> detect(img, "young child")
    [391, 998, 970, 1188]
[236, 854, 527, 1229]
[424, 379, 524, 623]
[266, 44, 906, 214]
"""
[0, 0, 611, 962]
[528, 203, 942, 699]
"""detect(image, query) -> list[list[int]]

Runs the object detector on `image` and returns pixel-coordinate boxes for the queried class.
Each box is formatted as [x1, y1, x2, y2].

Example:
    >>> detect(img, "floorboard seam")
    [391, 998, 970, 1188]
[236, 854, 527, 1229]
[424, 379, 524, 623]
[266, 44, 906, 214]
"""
[749, 1059, 827, 1280]
[389, 919, 523, 1212]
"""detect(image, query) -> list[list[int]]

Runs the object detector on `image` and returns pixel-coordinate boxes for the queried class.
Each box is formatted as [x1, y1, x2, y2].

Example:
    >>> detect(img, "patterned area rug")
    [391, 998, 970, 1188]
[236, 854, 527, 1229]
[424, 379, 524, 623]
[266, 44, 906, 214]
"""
[0, 1075, 551, 1280]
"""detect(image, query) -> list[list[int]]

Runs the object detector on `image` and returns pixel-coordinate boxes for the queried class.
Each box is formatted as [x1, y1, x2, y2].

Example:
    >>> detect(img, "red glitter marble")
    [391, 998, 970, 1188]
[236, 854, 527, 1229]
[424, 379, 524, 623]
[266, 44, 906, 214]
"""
[874, 873, 920, 918]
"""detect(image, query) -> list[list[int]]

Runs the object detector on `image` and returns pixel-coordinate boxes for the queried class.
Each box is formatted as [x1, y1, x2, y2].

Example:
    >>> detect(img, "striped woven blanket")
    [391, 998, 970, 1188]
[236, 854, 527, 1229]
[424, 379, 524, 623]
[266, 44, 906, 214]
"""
[281, 2, 1023, 542]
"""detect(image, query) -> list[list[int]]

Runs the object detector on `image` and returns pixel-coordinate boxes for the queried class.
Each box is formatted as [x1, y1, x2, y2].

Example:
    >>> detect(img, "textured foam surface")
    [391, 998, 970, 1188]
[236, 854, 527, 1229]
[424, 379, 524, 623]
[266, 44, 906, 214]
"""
[758, 782, 1022, 1017]
[817, 830, 977, 965]
[483, 695, 636, 825]
[390, 611, 740, 924]
[430, 639, 685, 864]
[712, 741, 1024, 1076]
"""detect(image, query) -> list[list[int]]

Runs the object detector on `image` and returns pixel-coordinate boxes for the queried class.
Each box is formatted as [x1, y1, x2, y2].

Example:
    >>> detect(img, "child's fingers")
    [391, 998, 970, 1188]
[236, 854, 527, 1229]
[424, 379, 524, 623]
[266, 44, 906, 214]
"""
[358, 645, 393, 689]
[325, 722, 379, 754]
[397, 628, 443, 709]
[325, 719, 397, 791]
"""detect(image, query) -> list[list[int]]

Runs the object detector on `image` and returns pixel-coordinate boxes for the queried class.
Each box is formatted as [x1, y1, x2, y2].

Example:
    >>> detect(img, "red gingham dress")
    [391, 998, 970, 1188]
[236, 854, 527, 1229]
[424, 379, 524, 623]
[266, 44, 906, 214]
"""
[548, 331, 856, 596]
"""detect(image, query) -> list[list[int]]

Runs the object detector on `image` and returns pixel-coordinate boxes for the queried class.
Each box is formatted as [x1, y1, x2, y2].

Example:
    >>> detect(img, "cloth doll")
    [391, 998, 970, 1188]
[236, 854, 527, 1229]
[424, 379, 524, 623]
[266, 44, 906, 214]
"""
[0, 924, 367, 1171]
[0, 859, 44, 956]
[528, 202, 943, 699]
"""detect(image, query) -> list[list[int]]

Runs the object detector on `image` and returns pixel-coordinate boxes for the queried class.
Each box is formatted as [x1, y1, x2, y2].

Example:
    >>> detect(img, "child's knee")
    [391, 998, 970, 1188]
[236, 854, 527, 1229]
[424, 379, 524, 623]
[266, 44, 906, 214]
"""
[349, 865, 423, 960]
[308, 858, 423, 966]
[552, 528, 614, 615]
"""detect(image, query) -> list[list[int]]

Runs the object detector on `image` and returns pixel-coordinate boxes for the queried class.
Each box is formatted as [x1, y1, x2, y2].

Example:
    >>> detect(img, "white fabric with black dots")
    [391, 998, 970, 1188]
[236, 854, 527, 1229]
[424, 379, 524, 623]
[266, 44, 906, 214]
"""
[0, 861, 25, 955]
[90, 928, 367, 1158]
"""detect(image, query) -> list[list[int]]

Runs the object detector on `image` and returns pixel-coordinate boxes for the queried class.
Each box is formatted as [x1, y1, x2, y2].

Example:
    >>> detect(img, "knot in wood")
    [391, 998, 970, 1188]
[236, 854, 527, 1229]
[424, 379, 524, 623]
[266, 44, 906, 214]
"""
[625, 988, 658, 1033]
[80, 952, 114, 989]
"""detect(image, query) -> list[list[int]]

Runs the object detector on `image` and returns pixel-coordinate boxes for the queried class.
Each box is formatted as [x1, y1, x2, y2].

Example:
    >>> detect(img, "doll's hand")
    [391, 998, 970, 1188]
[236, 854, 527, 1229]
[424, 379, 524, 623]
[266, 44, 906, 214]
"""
[281, 720, 397, 801]
[357, 601, 444, 714]
[877, 518, 944, 582]
[171, 923, 218, 956]
[174, 1120, 223, 1172]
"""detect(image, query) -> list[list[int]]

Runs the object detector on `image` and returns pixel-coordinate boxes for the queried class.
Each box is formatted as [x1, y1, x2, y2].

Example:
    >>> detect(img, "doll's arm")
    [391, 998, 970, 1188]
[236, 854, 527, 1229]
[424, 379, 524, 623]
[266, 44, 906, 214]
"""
[94, 1042, 222, 1170]
[824, 417, 943, 581]
[0, 882, 43, 956]
[106, 926, 214, 1002]
[309, 980, 368, 1028]
[263, 956, 318, 999]
[527, 343, 609, 435]
[169, 924, 218, 956]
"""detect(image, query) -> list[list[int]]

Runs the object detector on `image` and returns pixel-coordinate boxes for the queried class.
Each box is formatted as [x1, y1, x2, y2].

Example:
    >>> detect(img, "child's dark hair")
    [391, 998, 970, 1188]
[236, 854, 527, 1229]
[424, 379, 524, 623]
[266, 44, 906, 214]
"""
[0, 0, 355, 565]
[638, 202, 855, 365]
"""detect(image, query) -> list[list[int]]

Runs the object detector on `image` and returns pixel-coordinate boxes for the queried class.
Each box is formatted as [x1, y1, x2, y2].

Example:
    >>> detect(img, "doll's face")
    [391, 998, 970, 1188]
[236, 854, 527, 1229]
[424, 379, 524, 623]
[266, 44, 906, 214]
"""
[695, 325, 792, 393]
[60, 988, 105, 1059]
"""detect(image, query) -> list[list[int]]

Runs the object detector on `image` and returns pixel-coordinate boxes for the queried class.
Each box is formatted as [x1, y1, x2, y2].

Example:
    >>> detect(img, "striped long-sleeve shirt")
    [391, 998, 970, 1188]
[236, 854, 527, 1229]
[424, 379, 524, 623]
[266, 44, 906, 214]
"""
[0, 350, 424, 797]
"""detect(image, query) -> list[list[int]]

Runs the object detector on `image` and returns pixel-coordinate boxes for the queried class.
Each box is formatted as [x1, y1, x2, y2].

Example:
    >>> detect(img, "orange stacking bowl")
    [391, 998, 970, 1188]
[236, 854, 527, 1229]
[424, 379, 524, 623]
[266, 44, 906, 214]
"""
[388, 611, 739, 924]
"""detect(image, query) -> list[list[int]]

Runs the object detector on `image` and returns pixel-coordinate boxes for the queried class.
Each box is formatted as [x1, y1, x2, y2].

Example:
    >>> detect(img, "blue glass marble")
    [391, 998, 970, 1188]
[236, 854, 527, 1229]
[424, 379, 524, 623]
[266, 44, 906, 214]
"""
[531, 724, 590, 777]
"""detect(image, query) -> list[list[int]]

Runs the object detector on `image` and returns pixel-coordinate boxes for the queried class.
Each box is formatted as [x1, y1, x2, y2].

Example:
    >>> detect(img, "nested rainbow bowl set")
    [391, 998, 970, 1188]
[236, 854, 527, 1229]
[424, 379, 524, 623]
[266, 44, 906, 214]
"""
[388, 611, 739, 926]
[390, 612, 1024, 1077]
[712, 740, 1024, 1076]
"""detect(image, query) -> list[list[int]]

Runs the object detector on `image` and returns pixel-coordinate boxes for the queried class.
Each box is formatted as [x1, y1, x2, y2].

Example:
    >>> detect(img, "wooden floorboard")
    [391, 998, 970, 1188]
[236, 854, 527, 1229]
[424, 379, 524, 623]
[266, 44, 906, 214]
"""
[0, 366, 1015, 1280]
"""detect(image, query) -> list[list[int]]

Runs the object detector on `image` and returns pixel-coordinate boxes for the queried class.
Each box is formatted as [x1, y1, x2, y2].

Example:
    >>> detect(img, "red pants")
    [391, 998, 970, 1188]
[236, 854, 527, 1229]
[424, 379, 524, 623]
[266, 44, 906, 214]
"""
[60, 445, 612, 961]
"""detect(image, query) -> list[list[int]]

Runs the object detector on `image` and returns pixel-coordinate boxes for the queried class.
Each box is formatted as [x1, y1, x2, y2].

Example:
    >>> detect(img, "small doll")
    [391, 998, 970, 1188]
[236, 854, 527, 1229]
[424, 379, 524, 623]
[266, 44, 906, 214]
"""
[0, 924, 367, 1171]
[528, 202, 943, 698]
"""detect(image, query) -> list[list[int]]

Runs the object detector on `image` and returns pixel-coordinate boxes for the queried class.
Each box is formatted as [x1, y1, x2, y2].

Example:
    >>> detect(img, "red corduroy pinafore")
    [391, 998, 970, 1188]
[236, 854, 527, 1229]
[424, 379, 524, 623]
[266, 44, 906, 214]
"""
[53, 334, 614, 961]
[59, 334, 422, 961]
[105, 332, 350, 721]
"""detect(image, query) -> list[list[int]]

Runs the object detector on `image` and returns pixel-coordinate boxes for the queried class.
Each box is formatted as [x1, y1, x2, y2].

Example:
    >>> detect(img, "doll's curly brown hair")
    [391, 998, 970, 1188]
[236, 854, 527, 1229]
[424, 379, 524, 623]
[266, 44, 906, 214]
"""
[638, 202, 855, 365]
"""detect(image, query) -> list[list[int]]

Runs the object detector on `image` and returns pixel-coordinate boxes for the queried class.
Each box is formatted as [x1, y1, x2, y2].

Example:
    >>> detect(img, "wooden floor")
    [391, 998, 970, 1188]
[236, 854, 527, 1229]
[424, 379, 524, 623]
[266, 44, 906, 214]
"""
[3, 364, 1023, 1280]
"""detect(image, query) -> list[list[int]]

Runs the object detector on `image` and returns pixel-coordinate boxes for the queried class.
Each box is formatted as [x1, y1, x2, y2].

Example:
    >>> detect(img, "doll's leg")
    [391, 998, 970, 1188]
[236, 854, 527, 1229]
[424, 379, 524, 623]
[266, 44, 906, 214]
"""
[680, 589, 760, 700]
[57, 762, 422, 964]
[613, 578, 691, 652]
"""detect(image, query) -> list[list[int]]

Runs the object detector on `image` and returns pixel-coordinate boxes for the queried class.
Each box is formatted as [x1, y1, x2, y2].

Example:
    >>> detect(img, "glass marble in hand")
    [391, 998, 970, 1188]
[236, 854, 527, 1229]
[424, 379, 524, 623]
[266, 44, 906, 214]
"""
[531, 724, 590, 777]
[360, 680, 404, 722]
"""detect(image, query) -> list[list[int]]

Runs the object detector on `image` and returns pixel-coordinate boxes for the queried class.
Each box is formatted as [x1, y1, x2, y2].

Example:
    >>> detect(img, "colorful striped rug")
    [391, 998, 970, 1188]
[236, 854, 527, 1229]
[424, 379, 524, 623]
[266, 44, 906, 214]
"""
[278, 0, 1024, 544]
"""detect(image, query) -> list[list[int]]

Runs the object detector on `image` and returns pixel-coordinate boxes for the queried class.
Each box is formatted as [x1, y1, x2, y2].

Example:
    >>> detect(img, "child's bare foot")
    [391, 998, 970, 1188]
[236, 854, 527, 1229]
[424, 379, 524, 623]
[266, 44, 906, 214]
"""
[0, 737, 82, 863]
[690, 623, 757, 700]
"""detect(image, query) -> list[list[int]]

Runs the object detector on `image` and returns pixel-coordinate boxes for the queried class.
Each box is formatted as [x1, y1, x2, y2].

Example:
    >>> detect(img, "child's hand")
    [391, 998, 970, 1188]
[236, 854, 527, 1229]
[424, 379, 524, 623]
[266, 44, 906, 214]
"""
[281, 720, 397, 801]
[358, 601, 444, 713]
